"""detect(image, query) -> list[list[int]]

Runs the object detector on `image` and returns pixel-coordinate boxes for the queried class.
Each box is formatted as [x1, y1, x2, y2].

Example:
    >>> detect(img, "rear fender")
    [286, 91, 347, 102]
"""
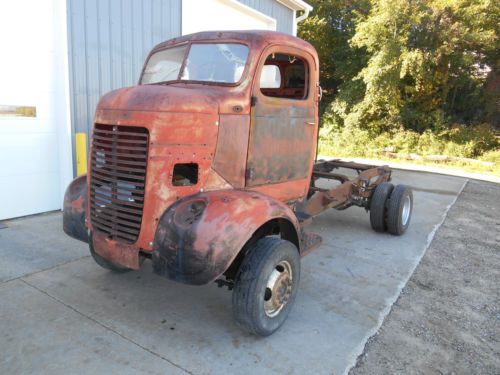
[152, 190, 300, 285]
[62, 174, 89, 243]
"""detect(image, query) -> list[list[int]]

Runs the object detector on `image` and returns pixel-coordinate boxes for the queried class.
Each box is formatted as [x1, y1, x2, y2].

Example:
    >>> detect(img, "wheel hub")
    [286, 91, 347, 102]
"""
[264, 260, 293, 318]
[402, 195, 411, 226]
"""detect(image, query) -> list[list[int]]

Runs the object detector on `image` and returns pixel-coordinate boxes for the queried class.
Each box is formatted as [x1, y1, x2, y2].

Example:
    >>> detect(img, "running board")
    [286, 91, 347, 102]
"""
[301, 231, 322, 256]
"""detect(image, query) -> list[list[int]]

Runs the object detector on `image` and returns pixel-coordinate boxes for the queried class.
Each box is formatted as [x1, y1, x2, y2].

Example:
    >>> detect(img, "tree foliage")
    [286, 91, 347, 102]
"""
[299, 0, 499, 135]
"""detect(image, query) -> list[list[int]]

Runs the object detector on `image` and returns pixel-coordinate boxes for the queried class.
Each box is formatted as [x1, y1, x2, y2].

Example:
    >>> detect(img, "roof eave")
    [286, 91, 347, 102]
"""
[276, 0, 313, 12]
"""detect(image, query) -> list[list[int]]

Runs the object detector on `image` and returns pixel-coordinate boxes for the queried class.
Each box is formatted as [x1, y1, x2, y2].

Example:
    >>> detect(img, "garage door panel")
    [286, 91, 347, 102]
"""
[0, 172, 61, 220]
[0, 0, 72, 220]
[0, 132, 60, 176]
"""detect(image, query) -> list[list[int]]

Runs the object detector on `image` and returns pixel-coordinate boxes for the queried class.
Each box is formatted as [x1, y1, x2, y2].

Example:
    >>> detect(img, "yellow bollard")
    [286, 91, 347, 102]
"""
[76, 132, 88, 176]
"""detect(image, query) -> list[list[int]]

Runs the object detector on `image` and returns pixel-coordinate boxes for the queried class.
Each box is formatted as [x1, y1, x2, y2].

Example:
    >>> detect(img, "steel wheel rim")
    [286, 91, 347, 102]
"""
[264, 260, 293, 318]
[402, 195, 411, 226]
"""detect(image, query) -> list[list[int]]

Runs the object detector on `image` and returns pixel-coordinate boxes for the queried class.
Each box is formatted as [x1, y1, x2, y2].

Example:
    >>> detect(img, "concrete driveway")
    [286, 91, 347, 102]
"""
[0, 169, 466, 375]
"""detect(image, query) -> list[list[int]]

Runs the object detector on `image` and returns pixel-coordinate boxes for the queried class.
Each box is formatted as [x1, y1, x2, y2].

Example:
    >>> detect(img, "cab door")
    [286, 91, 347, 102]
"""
[245, 46, 318, 201]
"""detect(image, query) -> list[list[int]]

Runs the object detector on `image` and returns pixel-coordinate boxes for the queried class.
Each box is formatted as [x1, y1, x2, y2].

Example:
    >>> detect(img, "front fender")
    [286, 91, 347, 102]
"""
[152, 190, 300, 285]
[62, 174, 88, 243]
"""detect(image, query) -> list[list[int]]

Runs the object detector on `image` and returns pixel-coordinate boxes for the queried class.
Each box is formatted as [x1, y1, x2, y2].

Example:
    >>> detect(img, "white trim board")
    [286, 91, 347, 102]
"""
[277, 0, 312, 12]
[182, 0, 277, 35]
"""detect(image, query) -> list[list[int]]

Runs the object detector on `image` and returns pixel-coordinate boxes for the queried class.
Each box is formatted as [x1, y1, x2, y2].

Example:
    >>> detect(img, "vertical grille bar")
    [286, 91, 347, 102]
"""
[90, 124, 149, 243]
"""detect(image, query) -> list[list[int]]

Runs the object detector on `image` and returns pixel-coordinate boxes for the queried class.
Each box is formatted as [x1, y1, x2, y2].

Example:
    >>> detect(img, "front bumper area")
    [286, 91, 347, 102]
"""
[91, 230, 142, 270]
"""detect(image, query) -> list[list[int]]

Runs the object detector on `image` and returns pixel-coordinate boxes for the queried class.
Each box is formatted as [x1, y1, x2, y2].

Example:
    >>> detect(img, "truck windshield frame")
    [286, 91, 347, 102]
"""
[140, 42, 250, 86]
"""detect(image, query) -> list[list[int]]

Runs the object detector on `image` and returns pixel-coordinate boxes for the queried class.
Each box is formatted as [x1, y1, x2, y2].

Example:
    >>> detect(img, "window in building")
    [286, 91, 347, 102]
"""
[0, 104, 36, 118]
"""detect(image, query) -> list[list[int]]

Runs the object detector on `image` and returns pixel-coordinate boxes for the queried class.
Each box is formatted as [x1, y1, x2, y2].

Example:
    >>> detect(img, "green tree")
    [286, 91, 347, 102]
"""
[301, 0, 499, 133]
[298, 0, 370, 114]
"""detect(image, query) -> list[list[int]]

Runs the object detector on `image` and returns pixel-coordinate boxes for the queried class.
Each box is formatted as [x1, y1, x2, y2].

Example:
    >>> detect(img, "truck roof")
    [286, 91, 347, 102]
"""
[150, 30, 317, 59]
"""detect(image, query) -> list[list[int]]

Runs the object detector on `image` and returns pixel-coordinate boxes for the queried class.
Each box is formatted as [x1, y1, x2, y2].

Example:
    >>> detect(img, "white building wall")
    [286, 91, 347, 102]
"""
[182, 0, 277, 35]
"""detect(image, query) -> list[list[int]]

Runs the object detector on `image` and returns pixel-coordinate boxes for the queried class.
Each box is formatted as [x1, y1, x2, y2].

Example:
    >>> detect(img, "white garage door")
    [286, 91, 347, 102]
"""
[0, 0, 72, 220]
[182, 0, 277, 35]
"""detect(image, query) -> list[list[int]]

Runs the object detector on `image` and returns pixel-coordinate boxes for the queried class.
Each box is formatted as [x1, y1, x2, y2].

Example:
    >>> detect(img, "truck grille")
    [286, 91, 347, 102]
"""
[90, 124, 149, 243]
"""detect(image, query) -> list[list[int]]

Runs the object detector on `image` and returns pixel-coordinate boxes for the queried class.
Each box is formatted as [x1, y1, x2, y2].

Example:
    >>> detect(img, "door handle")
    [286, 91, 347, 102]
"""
[306, 121, 315, 126]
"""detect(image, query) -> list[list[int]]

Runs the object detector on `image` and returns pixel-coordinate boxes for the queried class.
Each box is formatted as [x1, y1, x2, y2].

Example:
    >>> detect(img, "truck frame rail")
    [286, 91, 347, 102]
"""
[303, 159, 392, 216]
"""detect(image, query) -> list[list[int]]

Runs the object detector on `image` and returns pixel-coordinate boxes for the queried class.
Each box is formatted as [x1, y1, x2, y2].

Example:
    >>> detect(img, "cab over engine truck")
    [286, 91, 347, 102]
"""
[63, 31, 413, 336]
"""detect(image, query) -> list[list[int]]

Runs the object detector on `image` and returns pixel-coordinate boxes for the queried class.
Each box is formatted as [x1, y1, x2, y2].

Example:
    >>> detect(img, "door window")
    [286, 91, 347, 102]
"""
[259, 54, 308, 100]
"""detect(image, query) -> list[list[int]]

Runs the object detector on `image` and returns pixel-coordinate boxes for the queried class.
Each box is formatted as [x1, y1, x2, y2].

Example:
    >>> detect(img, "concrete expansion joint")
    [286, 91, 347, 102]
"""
[19, 278, 194, 375]
[0, 256, 92, 286]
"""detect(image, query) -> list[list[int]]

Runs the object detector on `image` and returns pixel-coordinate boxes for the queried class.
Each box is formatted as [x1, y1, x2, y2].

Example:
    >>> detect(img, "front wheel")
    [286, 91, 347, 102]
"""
[232, 237, 300, 336]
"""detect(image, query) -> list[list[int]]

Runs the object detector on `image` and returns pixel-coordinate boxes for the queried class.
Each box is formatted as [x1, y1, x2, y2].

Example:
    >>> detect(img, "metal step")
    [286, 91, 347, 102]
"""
[301, 231, 322, 256]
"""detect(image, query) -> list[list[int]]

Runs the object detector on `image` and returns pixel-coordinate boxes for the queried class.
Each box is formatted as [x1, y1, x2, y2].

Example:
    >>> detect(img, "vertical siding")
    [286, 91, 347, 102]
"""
[67, 0, 294, 148]
[67, 0, 181, 139]
[238, 0, 294, 34]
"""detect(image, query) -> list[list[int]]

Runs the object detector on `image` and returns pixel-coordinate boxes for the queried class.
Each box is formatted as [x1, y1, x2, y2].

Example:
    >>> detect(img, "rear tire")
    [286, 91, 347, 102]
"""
[387, 184, 413, 235]
[369, 182, 394, 232]
[232, 237, 300, 336]
[89, 242, 131, 273]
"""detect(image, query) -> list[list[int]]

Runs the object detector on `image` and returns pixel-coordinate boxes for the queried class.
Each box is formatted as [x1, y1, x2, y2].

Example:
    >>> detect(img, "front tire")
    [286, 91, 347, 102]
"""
[232, 237, 300, 336]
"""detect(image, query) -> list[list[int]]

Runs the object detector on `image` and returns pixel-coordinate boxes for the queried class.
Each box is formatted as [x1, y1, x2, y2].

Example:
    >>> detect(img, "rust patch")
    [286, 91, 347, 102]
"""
[246, 43, 318, 190]
[92, 231, 141, 270]
[304, 164, 392, 216]
[152, 190, 301, 285]
[61, 30, 400, 284]
[212, 114, 250, 188]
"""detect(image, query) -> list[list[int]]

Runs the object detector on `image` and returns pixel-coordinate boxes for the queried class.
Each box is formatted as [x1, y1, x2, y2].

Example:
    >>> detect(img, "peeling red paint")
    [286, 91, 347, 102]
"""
[62, 31, 394, 285]
[152, 190, 300, 284]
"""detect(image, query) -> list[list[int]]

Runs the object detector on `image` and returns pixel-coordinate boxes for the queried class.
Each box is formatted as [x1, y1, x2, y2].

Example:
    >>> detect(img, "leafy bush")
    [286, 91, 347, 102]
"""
[301, 0, 499, 176]
[318, 122, 499, 175]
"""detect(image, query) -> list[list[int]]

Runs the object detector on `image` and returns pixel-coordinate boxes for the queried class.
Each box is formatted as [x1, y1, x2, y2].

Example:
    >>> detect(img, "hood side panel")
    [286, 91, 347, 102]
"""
[92, 109, 219, 250]
[212, 114, 250, 188]
[98, 85, 218, 114]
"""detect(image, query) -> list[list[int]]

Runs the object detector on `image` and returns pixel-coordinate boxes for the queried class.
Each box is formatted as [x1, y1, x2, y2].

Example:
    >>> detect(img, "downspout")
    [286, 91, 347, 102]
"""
[293, 6, 311, 36]
[296, 7, 310, 24]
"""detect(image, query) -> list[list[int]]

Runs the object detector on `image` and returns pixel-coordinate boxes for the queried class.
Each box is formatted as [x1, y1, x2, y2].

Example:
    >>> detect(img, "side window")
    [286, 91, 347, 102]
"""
[259, 53, 308, 100]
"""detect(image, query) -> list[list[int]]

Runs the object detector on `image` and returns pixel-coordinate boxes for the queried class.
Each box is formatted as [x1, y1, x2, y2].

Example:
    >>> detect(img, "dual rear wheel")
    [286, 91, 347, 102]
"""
[370, 183, 413, 235]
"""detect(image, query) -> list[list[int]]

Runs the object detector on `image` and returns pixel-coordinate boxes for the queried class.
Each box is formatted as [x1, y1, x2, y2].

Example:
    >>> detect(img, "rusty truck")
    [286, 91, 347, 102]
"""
[63, 31, 413, 336]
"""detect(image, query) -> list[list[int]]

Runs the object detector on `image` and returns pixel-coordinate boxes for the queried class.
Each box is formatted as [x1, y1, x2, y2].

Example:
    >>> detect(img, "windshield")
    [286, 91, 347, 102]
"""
[141, 43, 249, 85]
[141, 45, 188, 84]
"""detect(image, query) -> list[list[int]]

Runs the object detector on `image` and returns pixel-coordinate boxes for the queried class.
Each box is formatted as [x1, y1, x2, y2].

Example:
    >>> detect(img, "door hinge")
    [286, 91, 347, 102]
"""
[245, 167, 255, 180]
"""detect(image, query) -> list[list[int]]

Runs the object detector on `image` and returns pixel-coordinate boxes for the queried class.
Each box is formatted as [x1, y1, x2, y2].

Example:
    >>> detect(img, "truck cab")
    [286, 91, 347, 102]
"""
[63, 31, 412, 336]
